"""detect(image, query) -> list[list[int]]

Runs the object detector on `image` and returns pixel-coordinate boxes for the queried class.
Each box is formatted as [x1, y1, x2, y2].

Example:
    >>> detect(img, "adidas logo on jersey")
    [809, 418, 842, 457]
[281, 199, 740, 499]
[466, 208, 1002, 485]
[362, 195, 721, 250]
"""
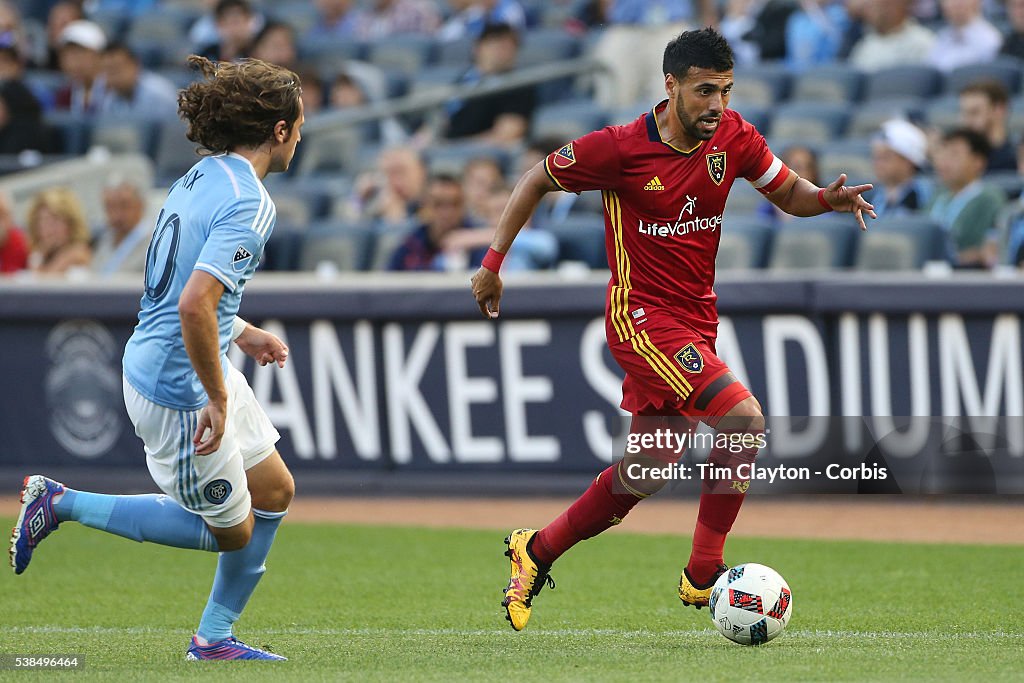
[644, 176, 665, 191]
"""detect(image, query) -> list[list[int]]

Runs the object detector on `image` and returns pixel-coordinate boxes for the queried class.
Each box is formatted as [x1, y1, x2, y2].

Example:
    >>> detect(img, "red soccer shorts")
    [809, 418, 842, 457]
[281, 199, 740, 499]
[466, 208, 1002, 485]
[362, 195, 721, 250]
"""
[609, 315, 752, 420]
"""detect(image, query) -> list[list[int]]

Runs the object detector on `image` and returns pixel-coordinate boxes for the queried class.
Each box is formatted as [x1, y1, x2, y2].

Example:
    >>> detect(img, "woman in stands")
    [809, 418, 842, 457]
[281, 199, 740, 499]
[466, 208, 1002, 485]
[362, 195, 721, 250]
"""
[26, 187, 91, 275]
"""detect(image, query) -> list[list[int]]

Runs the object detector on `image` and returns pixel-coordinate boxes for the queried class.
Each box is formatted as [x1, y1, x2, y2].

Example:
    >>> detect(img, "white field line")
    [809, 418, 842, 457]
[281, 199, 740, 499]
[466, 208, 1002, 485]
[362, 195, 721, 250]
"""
[1, 626, 1019, 640]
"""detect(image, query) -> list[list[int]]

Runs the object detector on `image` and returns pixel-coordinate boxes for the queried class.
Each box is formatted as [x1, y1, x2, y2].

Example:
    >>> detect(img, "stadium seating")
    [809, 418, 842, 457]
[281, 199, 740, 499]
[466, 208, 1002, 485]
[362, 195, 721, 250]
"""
[767, 102, 849, 144]
[946, 58, 1023, 95]
[863, 66, 943, 101]
[768, 216, 860, 270]
[299, 220, 377, 272]
[853, 216, 945, 270]
[531, 99, 609, 143]
[732, 63, 791, 108]
[847, 98, 924, 138]
[791, 64, 863, 103]
[718, 216, 774, 270]
[545, 215, 607, 269]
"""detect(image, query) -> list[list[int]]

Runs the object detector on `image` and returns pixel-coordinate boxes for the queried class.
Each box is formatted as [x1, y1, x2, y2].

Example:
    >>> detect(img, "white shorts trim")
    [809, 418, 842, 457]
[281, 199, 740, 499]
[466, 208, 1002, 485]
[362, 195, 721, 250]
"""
[123, 364, 280, 528]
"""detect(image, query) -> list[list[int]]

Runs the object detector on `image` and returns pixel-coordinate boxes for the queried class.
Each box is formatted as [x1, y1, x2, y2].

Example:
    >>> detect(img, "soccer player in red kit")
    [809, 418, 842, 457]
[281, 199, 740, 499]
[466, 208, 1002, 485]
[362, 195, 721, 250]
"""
[471, 28, 875, 631]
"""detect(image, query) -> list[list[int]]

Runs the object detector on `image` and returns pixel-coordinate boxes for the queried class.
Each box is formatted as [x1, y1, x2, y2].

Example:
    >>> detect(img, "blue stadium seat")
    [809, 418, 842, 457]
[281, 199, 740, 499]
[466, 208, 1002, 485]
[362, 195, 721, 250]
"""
[791, 63, 863, 103]
[365, 35, 436, 76]
[545, 215, 607, 268]
[984, 171, 1023, 200]
[819, 137, 875, 184]
[435, 36, 474, 66]
[517, 28, 581, 68]
[153, 118, 199, 183]
[718, 216, 774, 270]
[864, 65, 942, 101]
[922, 94, 960, 131]
[853, 216, 944, 270]
[847, 98, 925, 138]
[44, 111, 91, 155]
[946, 58, 1023, 95]
[767, 102, 848, 143]
[126, 9, 196, 68]
[299, 220, 377, 271]
[732, 63, 791, 107]
[531, 99, 609, 142]
[300, 37, 366, 74]
[768, 216, 860, 270]
[729, 103, 771, 132]
[91, 117, 160, 157]
[411, 64, 465, 94]
[266, 1, 320, 36]
[425, 141, 514, 175]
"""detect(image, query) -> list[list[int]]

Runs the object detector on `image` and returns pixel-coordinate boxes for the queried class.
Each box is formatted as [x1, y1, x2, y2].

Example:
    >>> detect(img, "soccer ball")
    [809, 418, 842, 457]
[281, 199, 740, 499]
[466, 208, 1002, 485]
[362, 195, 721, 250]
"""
[709, 563, 792, 645]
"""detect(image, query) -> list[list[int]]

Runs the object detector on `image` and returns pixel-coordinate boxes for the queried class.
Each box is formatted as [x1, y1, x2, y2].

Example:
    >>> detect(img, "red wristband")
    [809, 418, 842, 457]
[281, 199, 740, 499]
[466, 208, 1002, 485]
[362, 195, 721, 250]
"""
[817, 188, 833, 211]
[481, 247, 505, 273]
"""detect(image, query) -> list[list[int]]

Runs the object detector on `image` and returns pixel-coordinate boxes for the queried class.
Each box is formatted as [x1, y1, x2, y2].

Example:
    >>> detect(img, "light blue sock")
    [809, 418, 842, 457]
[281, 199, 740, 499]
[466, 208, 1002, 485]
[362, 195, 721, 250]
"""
[54, 489, 217, 552]
[197, 508, 286, 643]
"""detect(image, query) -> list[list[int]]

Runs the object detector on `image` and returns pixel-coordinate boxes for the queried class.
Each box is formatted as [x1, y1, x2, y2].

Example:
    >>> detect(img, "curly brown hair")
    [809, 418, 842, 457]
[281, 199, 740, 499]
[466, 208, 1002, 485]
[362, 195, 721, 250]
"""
[177, 55, 302, 155]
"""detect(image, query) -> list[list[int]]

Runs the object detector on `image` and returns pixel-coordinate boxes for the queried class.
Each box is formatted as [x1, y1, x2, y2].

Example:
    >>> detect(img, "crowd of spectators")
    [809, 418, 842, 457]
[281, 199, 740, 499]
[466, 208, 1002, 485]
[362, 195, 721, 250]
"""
[0, 0, 1023, 277]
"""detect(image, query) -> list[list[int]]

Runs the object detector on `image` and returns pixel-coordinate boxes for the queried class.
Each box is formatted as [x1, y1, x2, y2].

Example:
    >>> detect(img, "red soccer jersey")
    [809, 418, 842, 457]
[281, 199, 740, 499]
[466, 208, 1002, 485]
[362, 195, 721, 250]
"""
[545, 102, 789, 343]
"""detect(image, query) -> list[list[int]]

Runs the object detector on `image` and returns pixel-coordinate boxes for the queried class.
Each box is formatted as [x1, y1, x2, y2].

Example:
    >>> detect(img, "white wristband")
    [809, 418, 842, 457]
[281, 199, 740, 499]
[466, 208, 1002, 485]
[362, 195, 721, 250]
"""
[231, 316, 248, 341]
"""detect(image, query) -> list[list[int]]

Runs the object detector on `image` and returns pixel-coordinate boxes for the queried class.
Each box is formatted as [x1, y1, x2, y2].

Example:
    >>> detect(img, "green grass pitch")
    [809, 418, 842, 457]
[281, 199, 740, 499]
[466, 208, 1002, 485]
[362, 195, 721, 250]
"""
[2, 520, 1020, 681]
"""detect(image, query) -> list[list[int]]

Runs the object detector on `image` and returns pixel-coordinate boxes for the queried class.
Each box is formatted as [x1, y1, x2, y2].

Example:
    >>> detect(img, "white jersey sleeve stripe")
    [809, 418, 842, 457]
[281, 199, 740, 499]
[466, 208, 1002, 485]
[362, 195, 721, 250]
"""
[212, 157, 241, 199]
[194, 262, 237, 292]
[257, 203, 276, 238]
[250, 185, 268, 233]
[750, 155, 784, 189]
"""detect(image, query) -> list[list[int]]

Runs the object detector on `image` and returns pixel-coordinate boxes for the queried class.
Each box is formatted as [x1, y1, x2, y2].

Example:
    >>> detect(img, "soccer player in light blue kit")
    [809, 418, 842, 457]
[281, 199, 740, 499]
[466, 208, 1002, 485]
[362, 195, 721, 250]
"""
[10, 55, 304, 661]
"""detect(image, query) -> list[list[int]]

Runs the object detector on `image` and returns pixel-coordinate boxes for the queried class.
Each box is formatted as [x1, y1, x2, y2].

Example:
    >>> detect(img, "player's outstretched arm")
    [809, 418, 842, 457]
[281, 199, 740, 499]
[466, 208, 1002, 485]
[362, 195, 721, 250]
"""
[470, 162, 558, 319]
[767, 171, 877, 230]
[179, 271, 229, 456]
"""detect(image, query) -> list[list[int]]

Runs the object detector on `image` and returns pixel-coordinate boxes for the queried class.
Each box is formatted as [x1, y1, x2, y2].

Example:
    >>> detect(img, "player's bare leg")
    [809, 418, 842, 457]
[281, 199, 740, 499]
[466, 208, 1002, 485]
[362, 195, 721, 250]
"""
[679, 396, 765, 609]
[189, 451, 294, 660]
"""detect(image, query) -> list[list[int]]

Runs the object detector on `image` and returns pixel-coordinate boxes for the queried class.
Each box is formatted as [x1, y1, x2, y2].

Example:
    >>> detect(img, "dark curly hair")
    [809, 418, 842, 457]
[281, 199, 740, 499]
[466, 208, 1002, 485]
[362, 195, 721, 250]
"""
[663, 28, 734, 80]
[177, 55, 302, 155]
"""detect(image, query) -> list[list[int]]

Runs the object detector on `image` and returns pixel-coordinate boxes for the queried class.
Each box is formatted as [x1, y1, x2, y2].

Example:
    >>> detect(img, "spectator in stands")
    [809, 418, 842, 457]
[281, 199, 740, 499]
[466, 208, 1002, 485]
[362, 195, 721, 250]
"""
[719, 0, 761, 65]
[344, 146, 428, 225]
[0, 78, 56, 153]
[199, 0, 258, 64]
[740, 0, 799, 62]
[297, 66, 324, 115]
[928, 0, 1001, 72]
[593, 0, 716, 107]
[0, 1, 31, 67]
[441, 183, 559, 270]
[848, 0, 935, 71]
[91, 179, 151, 276]
[0, 191, 28, 274]
[54, 20, 108, 114]
[328, 70, 407, 144]
[760, 144, 821, 225]
[389, 174, 475, 271]
[248, 21, 297, 70]
[515, 137, 579, 225]
[442, 23, 536, 146]
[353, 0, 440, 41]
[305, 0, 359, 39]
[1001, 0, 1024, 60]
[43, 1, 83, 71]
[462, 156, 505, 223]
[438, 0, 527, 42]
[959, 80, 1017, 172]
[99, 42, 177, 119]
[869, 118, 932, 217]
[929, 127, 1005, 268]
[785, 0, 851, 72]
[26, 187, 92, 275]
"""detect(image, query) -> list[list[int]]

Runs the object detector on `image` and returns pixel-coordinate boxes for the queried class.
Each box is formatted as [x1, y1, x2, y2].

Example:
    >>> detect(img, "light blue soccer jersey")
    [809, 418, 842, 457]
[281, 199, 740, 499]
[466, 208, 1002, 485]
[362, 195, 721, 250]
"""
[123, 152, 276, 410]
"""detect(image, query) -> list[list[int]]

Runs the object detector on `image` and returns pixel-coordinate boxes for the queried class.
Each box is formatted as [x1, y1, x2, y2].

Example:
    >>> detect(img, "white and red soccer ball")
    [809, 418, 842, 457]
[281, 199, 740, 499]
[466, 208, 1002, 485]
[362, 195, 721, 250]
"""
[709, 563, 792, 645]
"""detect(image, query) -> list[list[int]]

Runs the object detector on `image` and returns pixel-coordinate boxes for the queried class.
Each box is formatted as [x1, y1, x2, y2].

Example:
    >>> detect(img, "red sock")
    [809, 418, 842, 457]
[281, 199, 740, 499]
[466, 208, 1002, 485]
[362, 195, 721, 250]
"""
[531, 462, 642, 565]
[686, 439, 756, 585]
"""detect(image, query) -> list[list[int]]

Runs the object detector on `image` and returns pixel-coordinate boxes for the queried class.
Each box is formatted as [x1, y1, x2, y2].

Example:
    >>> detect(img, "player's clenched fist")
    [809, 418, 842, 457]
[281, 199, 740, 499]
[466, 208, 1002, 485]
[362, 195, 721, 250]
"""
[471, 266, 503, 320]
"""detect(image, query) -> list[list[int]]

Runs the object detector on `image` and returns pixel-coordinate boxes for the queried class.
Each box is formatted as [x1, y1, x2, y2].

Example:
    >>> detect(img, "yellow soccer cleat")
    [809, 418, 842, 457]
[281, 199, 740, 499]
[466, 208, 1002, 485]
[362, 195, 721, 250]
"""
[678, 564, 728, 609]
[502, 529, 554, 631]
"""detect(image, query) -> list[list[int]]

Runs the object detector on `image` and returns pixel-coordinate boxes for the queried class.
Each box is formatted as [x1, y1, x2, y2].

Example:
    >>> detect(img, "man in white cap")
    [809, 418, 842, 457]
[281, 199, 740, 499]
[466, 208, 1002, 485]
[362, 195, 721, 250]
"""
[869, 118, 932, 218]
[55, 19, 107, 114]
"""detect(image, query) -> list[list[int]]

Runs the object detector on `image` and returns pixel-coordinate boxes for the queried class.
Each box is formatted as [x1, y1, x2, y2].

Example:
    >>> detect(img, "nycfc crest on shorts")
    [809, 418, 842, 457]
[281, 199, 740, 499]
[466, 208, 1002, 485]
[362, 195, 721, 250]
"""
[675, 343, 704, 373]
[204, 479, 232, 505]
